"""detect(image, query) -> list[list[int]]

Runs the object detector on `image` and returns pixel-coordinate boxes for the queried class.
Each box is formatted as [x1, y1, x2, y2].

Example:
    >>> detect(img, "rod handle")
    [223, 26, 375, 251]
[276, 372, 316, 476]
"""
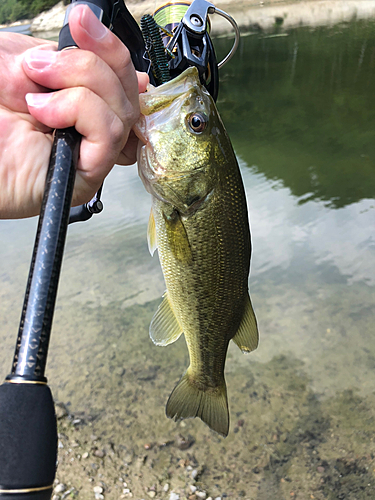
[0, 383, 57, 499]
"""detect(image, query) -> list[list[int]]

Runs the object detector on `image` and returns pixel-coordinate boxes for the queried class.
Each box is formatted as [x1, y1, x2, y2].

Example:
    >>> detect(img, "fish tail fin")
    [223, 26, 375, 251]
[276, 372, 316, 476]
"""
[166, 369, 229, 437]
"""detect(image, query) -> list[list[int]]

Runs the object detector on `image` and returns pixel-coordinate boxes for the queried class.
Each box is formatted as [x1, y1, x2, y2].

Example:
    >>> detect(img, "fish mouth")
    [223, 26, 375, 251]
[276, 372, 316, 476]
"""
[134, 115, 168, 189]
[136, 140, 170, 203]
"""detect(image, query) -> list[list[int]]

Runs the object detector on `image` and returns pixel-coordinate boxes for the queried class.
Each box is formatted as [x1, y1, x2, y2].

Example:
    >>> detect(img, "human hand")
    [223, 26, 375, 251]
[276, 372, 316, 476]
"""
[0, 4, 148, 219]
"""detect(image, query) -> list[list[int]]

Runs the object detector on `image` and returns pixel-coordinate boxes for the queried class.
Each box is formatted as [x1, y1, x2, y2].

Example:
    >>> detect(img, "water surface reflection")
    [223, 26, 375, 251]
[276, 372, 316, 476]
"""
[216, 19, 375, 207]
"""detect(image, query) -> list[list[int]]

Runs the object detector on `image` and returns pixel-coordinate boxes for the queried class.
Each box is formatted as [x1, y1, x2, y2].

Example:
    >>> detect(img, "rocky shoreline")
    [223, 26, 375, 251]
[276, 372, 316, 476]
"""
[24, 0, 375, 37]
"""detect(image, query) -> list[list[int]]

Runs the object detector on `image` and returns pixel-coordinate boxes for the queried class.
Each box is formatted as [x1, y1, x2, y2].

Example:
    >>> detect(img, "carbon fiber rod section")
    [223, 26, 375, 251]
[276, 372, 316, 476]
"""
[8, 127, 80, 382]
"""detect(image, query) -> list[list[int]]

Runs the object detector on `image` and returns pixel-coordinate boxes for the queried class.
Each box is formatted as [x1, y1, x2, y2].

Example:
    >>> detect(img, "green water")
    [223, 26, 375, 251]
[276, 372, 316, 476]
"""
[1, 19, 375, 500]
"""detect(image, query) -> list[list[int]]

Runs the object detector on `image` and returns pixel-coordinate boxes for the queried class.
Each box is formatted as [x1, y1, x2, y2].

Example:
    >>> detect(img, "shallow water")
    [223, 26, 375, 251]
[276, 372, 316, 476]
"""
[1, 18, 375, 500]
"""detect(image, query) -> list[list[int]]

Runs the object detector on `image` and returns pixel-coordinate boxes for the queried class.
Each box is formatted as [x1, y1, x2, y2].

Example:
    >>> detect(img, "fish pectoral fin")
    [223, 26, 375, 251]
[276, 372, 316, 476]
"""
[150, 292, 183, 346]
[163, 209, 193, 264]
[232, 293, 259, 353]
[166, 369, 229, 437]
[147, 208, 158, 256]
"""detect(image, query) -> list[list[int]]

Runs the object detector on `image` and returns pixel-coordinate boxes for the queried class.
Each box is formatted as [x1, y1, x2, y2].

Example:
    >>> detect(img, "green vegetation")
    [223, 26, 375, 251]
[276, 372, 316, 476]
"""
[0, 0, 65, 25]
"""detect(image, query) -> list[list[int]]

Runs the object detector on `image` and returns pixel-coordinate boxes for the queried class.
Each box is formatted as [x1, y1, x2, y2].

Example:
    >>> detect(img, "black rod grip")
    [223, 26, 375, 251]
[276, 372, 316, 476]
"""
[0, 383, 57, 498]
[8, 128, 80, 383]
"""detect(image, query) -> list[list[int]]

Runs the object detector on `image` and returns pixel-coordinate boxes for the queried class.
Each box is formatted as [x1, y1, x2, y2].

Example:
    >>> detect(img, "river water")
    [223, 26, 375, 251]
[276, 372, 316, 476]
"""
[0, 18, 374, 500]
[0, 23, 31, 35]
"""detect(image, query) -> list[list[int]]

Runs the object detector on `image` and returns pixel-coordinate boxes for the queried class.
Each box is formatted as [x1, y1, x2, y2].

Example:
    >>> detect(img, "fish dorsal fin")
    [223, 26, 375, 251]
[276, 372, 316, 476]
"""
[147, 208, 158, 256]
[150, 292, 183, 346]
[232, 294, 259, 353]
[163, 209, 192, 264]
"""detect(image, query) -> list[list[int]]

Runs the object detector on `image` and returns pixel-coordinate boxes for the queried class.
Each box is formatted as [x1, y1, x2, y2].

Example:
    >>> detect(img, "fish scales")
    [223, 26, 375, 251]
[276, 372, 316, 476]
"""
[135, 67, 258, 436]
[155, 173, 248, 377]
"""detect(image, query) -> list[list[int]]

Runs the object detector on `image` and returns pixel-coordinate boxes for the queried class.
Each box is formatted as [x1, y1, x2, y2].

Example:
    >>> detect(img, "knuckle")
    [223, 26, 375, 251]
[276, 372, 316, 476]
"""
[60, 49, 98, 75]
[74, 86, 92, 105]
[77, 50, 98, 73]
[121, 49, 132, 71]
[122, 101, 140, 128]
[61, 86, 91, 118]
[111, 40, 132, 69]
[109, 114, 126, 145]
[117, 51, 137, 83]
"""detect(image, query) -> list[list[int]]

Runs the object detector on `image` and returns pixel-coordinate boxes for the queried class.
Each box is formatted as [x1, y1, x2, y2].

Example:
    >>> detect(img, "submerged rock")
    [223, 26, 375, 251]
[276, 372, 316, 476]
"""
[55, 402, 68, 420]
[176, 434, 195, 450]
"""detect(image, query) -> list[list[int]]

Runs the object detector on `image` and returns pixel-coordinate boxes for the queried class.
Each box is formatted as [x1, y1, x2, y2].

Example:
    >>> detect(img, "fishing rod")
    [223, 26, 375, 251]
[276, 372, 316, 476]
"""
[0, 1, 148, 498]
[0, 0, 239, 497]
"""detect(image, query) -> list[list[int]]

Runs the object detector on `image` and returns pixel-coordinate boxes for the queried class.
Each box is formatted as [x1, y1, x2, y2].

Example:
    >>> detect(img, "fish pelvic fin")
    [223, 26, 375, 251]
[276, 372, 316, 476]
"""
[232, 293, 259, 353]
[150, 292, 183, 346]
[166, 369, 229, 437]
[147, 208, 158, 256]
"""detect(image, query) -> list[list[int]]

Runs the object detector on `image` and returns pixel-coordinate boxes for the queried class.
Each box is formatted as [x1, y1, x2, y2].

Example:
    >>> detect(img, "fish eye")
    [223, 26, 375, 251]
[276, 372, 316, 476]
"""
[187, 113, 207, 134]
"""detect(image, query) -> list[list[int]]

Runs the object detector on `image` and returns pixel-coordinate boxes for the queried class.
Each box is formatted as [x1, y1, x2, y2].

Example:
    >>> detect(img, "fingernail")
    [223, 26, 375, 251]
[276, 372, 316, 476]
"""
[26, 92, 54, 108]
[79, 5, 108, 40]
[25, 49, 57, 70]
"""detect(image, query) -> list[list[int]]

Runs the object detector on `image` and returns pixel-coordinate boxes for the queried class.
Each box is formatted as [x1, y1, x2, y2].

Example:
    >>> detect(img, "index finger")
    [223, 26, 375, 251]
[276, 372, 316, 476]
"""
[67, 5, 148, 103]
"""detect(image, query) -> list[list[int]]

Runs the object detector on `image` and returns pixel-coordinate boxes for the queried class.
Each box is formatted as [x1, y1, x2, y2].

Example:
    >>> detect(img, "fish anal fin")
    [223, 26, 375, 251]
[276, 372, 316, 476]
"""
[166, 369, 229, 437]
[232, 293, 259, 353]
[150, 292, 183, 346]
[147, 208, 157, 256]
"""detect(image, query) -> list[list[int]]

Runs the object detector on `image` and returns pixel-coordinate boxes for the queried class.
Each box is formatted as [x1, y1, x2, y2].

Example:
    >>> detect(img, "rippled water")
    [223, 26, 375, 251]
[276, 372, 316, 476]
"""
[1, 18, 375, 499]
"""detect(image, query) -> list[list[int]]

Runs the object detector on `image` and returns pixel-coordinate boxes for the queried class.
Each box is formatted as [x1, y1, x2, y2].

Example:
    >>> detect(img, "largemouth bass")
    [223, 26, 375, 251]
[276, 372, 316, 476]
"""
[134, 67, 258, 437]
